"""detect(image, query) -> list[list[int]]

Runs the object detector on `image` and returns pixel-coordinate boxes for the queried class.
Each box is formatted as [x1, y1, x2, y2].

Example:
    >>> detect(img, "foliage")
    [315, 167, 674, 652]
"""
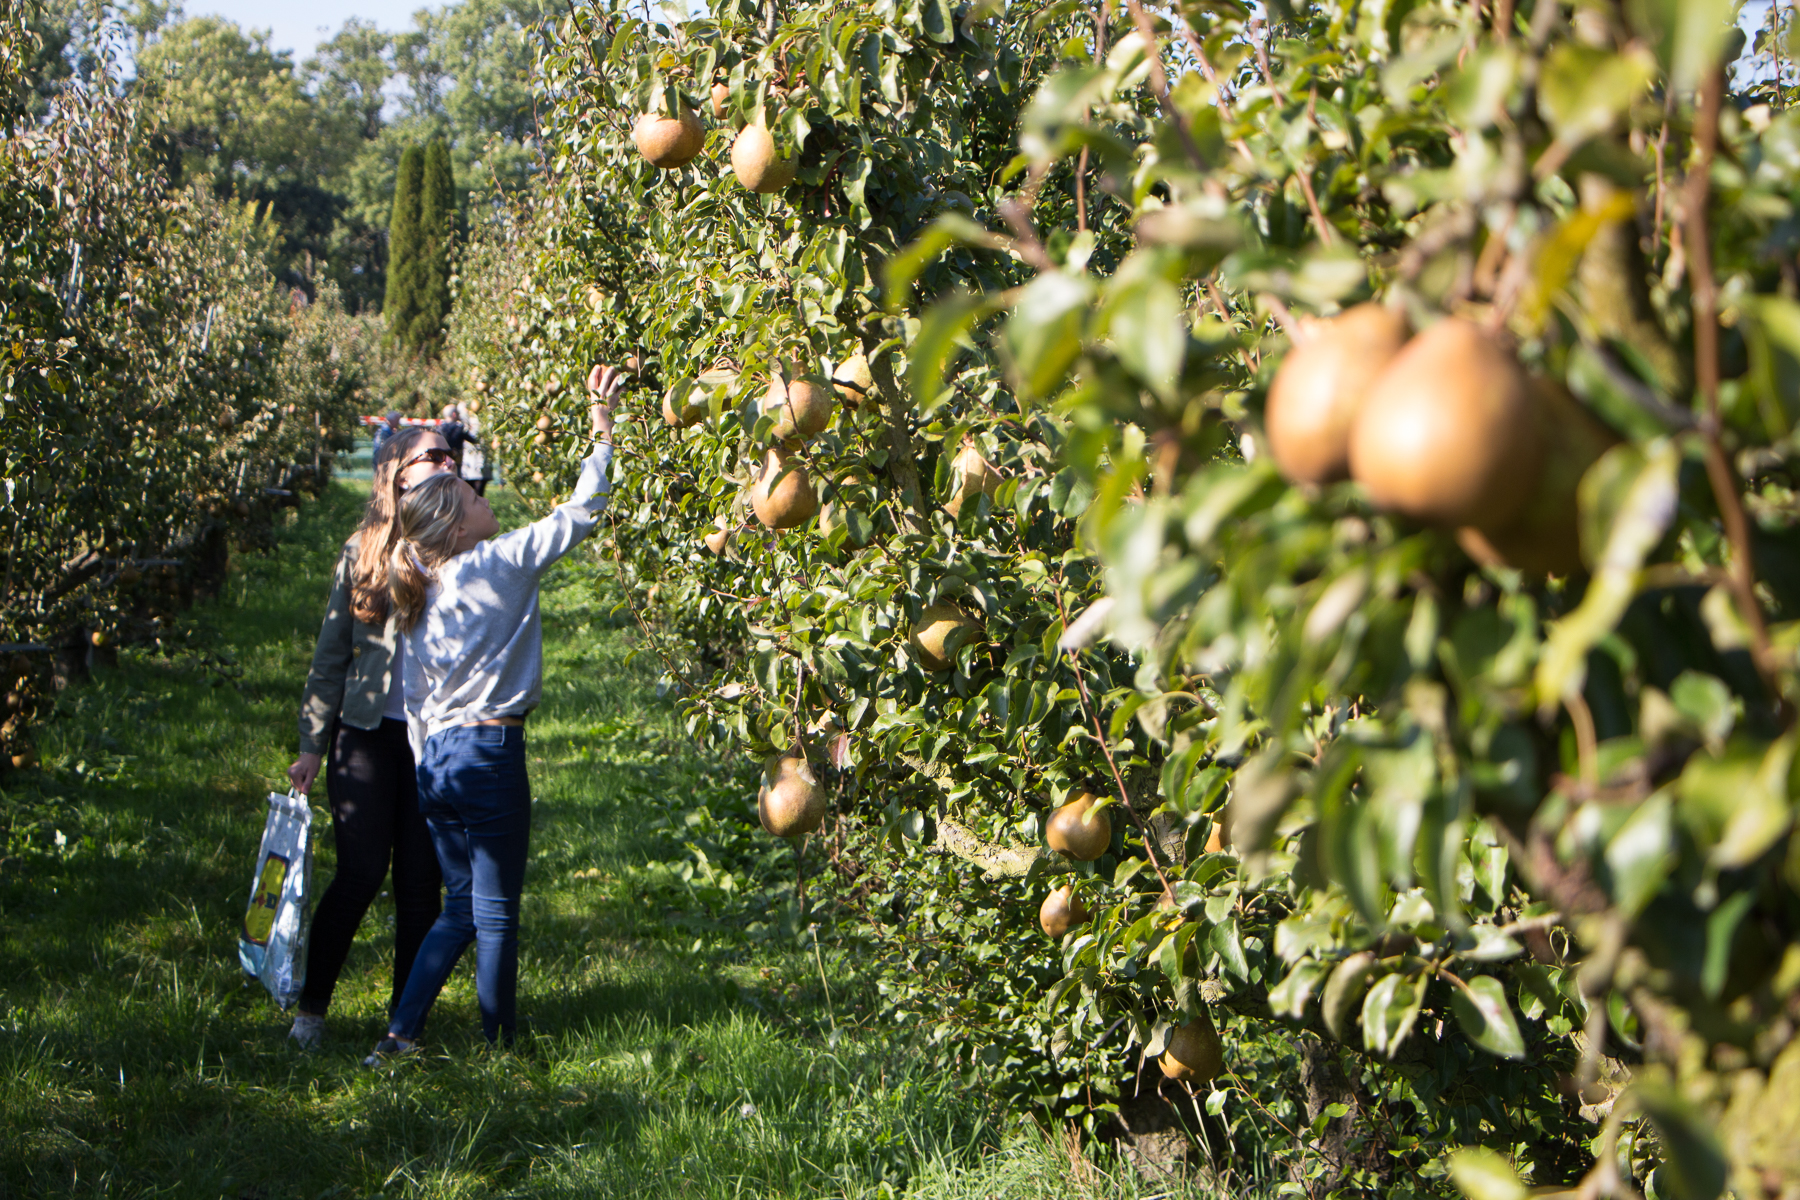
[466, 0, 1800, 1195]
[385, 144, 426, 349]
[6, 0, 549, 310]
[0, 13, 366, 772]
[415, 137, 457, 354]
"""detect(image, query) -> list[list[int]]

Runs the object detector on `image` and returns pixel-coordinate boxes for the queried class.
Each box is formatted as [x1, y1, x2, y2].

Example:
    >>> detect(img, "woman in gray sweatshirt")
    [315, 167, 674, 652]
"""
[365, 365, 622, 1061]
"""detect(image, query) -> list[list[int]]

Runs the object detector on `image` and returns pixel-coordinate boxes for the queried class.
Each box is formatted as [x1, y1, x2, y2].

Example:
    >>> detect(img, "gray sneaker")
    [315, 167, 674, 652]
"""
[288, 1012, 326, 1049]
[361, 1035, 419, 1067]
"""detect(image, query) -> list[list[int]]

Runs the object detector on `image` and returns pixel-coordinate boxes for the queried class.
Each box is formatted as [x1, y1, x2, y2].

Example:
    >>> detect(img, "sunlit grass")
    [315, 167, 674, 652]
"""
[0, 473, 1225, 1198]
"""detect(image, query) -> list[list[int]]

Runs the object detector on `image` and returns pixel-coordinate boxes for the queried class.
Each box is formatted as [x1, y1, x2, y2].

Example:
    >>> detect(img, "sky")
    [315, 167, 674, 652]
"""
[182, 0, 428, 60]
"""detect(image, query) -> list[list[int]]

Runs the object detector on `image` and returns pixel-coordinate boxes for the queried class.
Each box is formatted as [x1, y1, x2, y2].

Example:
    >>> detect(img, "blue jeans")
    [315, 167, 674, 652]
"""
[387, 724, 531, 1044]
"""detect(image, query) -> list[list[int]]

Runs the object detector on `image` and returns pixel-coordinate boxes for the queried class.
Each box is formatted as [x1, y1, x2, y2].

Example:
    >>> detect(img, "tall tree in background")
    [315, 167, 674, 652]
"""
[383, 144, 423, 347]
[134, 16, 346, 291]
[411, 137, 454, 354]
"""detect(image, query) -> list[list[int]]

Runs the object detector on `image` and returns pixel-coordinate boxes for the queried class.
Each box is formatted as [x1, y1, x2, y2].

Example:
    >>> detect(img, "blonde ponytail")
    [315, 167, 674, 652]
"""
[387, 473, 470, 632]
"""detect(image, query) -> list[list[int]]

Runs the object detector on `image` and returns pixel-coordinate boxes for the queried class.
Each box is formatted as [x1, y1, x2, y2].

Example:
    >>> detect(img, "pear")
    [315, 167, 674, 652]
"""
[910, 603, 978, 671]
[751, 448, 819, 529]
[832, 353, 875, 407]
[1348, 318, 1541, 529]
[1265, 303, 1410, 485]
[758, 755, 826, 837]
[1456, 378, 1619, 576]
[732, 124, 796, 192]
[1158, 1009, 1225, 1083]
[633, 107, 704, 169]
[1046, 792, 1110, 861]
[1038, 885, 1090, 939]
[944, 442, 1003, 517]
[761, 377, 832, 442]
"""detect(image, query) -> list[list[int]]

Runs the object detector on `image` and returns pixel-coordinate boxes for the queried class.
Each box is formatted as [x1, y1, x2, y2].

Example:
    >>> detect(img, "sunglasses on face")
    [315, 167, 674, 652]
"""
[396, 447, 455, 492]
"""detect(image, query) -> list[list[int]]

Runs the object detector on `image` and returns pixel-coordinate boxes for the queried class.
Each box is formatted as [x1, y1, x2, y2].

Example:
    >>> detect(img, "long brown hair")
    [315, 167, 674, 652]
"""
[350, 426, 439, 626]
[388, 472, 470, 632]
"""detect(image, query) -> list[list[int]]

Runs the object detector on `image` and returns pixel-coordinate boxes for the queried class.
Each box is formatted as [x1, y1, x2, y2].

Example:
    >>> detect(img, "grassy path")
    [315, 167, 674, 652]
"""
[0, 474, 1206, 1199]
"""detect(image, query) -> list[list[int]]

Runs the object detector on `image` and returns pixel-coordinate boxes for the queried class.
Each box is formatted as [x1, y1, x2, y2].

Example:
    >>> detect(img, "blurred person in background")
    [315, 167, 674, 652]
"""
[371, 410, 404, 461]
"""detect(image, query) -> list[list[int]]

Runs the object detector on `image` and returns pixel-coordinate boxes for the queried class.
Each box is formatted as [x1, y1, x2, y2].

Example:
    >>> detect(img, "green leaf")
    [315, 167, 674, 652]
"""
[1098, 249, 1187, 401]
[1537, 43, 1656, 148]
[1604, 792, 1674, 918]
[1624, 0, 1736, 92]
[1447, 1148, 1527, 1200]
[1633, 1076, 1729, 1200]
[1267, 959, 1327, 1020]
[883, 214, 1007, 310]
[1448, 974, 1526, 1059]
[909, 290, 1000, 417]
[1536, 439, 1679, 709]
[1003, 271, 1094, 400]
[920, 0, 957, 43]
[1701, 889, 1756, 1000]
[1677, 735, 1796, 869]
[1321, 951, 1376, 1043]
[1360, 971, 1422, 1057]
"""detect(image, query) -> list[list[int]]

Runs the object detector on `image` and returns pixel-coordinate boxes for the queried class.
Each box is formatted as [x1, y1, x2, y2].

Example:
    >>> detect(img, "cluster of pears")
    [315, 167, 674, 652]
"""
[1035, 792, 1110, 937]
[1264, 305, 1618, 575]
[631, 84, 797, 194]
[1034, 790, 1227, 1083]
[665, 353, 873, 546]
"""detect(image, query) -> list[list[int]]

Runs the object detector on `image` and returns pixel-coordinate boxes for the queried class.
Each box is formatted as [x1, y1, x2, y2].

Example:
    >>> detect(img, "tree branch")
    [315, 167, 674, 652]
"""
[1685, 66, 1785, 708]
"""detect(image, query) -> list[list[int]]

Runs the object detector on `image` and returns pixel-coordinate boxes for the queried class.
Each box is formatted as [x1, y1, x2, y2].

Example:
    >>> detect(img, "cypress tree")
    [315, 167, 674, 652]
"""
[384, 144, 424, 347]
[411, 138, 455, 354]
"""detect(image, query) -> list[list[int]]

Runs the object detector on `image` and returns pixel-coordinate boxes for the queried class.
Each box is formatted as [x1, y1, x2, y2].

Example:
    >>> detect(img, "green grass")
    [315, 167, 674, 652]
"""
[0, 478, 1221, 1199]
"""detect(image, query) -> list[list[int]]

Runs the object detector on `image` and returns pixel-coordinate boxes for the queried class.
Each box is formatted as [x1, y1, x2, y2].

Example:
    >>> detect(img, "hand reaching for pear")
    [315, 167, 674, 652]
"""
[586, 363, 624, 441]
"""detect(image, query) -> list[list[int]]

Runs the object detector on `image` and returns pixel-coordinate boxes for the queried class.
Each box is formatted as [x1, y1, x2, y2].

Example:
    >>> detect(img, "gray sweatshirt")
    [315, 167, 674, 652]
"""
[401, 443, 612, 756]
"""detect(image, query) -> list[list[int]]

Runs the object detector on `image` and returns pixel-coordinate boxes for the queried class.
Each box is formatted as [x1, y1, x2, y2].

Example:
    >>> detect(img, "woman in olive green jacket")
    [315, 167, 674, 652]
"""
[284, 427, 459, 1047]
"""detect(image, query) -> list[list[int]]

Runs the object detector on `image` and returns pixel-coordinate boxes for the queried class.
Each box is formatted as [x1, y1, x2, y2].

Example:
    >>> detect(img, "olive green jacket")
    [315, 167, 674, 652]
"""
[297, 535, 402, 756]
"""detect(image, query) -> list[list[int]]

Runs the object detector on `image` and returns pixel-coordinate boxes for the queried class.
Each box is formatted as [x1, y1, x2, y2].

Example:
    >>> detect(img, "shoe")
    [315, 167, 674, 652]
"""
[288, 1012, 326, 1050]
[361, 1035, 419, 1068]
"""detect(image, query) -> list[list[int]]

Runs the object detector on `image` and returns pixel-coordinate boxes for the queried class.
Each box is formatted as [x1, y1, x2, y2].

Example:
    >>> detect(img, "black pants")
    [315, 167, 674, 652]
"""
[299, 718, 442, 1017]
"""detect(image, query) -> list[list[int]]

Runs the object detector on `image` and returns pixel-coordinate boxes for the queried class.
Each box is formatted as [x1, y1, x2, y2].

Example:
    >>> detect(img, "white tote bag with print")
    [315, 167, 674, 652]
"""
[237, 789, 313, 1009]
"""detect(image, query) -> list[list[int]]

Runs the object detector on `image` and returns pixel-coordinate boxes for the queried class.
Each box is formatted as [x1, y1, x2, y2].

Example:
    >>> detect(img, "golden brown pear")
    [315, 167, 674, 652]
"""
[731, 124, 796, 193]
[832, 353, 875, 407]
[633, 108, 704, 169]
[944, 442, 1003, 517]
[761, 377, 832, 442]
[1038, 885, 1090, 939]
[910, 603, 978, 671]
[703, 525, 733, 555]
[1159, 1010, 1225, 1083]
[1456, 378, 1620, 576]
[820, 475, 871, 547]
[758, 755, 826, 837]
[1203, 815, 1230, 854]
[710, 82, 730, 119]
[751, 448, 819, 529]
[1265, 303, 1410, 485]
[1348, 318, 1542, 528]
[1046, 792, 1111, 861]
[663, 385, 708, 427]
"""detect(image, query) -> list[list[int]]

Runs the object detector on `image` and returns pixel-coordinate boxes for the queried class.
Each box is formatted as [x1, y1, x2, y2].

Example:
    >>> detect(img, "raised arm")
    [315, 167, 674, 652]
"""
[491, 365, 624, 575]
